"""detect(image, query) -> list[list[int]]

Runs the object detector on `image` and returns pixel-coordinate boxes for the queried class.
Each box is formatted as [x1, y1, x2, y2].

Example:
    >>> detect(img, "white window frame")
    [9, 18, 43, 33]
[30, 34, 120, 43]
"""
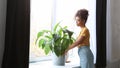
[29, 0, 96, 63]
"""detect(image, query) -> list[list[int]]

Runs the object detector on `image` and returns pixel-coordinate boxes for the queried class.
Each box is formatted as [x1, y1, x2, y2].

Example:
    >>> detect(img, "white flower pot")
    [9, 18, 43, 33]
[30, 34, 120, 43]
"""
[52, 53, 65, 66]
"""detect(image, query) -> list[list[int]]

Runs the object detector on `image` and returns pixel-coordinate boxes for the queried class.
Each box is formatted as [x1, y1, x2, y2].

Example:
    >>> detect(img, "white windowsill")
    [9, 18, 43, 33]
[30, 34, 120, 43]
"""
[29, 57, 80, 68]
[29, 61, 80, 68]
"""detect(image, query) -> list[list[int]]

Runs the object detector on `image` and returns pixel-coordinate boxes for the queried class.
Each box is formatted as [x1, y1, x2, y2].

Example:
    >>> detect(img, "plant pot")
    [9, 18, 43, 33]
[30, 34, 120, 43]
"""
[52, 53, 65, 66]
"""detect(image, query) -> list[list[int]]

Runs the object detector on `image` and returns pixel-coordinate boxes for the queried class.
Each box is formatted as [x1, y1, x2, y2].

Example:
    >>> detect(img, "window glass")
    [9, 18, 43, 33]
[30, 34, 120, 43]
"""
[29, 0, 53, 62]
[29, 0, 96, 63]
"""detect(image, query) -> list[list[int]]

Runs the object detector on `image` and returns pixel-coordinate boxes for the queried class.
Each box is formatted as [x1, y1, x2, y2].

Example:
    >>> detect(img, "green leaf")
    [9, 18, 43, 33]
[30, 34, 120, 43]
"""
[54, 23, 60, 33]
[38, 39, 44, 48]
[44, 45, 51, 55]
[54, 45, 61, 56]
[48, 41, 53, 51]
[52, 34, 60, 42]
[35, 30, 50, 44]
[58, 27, 63, 36]
[37, 31, 44, 38]
[63, 26, 67, 29]
[61, 38, 69, 50]
[42, 41, 46, 49]
[64, 29, 73, 38]
[45, 35, 52, 39]
[35, 31, 44, 44]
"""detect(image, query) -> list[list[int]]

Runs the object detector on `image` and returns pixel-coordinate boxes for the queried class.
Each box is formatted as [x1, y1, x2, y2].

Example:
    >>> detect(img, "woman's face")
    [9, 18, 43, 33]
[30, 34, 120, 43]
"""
[75, 16, 83, 26]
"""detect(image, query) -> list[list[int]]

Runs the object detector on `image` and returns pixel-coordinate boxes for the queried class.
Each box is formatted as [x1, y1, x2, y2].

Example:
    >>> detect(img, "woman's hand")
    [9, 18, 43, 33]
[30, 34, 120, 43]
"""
[64, 48, 69, 55]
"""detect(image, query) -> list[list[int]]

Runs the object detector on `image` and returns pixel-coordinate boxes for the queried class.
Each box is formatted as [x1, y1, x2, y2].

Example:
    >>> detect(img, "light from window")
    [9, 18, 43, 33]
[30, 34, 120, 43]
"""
[29, 0, 96, 63]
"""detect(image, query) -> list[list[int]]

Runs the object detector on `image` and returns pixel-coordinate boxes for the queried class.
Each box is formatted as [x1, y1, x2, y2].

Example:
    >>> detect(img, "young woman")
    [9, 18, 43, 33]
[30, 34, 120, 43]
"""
[65, 9, 94, 68]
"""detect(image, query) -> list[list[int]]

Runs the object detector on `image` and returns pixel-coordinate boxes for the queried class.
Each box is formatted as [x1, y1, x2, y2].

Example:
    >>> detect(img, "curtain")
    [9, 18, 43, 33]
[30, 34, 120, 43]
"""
[2, 0, 30, 68]
[96, 0, 107, 68]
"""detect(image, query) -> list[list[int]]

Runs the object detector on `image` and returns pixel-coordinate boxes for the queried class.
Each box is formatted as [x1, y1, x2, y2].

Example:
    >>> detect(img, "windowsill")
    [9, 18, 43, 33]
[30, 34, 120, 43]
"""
[29, 57, 80, 68]
[29, 60, 80, 68]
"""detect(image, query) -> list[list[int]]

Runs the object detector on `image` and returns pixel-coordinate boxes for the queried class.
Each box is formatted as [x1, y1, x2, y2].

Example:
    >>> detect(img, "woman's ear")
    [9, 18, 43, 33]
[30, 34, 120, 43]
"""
[83, 20, 86, 24]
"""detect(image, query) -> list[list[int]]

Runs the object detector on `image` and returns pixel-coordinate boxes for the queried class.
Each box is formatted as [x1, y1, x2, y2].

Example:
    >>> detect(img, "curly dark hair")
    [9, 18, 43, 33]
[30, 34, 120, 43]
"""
[75, 9, 89, 23]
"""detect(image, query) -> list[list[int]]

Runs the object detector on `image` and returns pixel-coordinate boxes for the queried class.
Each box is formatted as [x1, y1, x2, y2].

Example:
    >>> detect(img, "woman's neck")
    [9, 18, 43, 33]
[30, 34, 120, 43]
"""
[80, 25, 85, 28]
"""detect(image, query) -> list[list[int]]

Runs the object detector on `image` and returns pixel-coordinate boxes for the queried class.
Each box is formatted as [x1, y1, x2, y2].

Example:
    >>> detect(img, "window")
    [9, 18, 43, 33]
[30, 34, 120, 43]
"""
[29, 0, 53, 62]
[29, 0, 96, 64]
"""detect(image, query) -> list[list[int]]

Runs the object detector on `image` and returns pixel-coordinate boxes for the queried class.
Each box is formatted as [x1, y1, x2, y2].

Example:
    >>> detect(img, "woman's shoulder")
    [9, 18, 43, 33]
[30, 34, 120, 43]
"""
[83, 27, 89, 31]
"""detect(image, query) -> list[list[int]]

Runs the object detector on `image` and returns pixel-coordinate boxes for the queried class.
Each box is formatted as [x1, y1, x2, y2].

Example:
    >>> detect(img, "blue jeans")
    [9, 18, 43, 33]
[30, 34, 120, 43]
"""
[78, 46, 94, 68]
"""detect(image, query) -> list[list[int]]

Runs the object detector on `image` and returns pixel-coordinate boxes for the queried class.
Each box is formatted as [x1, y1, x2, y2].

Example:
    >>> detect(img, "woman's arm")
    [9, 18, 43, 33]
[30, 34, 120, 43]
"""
[66, 36, 85, 52]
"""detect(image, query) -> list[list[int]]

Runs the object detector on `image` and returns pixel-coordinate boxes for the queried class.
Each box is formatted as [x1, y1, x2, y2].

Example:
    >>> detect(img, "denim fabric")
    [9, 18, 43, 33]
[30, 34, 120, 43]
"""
[78, 46, 94, 68]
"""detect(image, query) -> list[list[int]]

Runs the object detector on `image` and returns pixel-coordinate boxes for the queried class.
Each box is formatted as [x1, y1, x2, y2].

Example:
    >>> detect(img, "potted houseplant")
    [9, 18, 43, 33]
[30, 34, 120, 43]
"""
[35, 23, 75, 66]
